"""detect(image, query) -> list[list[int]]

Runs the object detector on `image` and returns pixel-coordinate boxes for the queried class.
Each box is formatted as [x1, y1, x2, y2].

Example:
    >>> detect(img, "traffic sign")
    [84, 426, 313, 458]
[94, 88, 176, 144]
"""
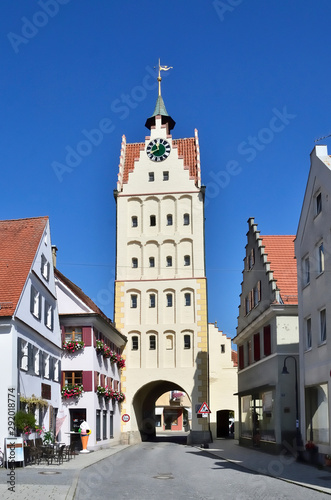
[198, 402, 211, 414]
[122, 414, 130, 422]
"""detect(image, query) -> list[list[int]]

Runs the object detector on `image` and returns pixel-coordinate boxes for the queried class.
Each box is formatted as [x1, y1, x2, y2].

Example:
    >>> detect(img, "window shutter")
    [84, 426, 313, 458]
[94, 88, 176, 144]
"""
[94, 371, 99, 391]
[257, 280, 261, 302]
[107, 377, 113, 389]
[249, 289, 253, 310]
[49, 357, 54, 380]
[61, 325, 65, 344]
[253, 333, 260, 361]
[17, 337, 22, 369]
[39, 350, 44, 377]
[28, 343, 34, 374]
[100, 374, 105, 387]
[238, 345, 244, 370]
[57, 360, 61, 383]
[30, 286, 34, 314]
[38, 293, 42, 320]
[82, 371, 93, 392]
[264, 325, 271, 356]
[82, 327, 92, 346]
[93, 328, 97, 347]
[61, 371, 65, 389]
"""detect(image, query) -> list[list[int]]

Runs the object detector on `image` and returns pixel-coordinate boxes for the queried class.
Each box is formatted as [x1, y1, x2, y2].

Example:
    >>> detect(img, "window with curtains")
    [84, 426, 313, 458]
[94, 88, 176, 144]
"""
[65, 327, 82, 342]
[63, 371, 82, 386]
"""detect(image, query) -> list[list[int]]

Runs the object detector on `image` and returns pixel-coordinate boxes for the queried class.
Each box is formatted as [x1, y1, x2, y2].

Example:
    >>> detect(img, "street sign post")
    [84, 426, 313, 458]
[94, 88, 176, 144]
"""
[122, 414, 130, 422]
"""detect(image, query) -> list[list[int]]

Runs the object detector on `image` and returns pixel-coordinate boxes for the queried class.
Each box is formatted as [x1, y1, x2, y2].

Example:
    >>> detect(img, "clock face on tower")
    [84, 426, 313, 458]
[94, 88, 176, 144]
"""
[146, 138, 171, 162]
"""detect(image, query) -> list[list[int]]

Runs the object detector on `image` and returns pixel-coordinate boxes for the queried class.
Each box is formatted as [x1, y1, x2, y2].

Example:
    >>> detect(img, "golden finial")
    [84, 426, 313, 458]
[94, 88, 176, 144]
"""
[157, 58, 173, 96]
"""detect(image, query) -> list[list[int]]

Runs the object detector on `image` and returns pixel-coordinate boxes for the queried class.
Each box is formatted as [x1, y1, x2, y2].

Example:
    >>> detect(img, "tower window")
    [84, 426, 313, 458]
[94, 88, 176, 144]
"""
[132, 258, 138, 268]
[149, 172, 154, 182]
[163, 171, 169, 181]
[184, 255, 190, 266]
[166, 256, 172, 267]
[184, 293, 191, 306]
[221, 344, 225, 353]
[150, 215, 156, 226]
[149, 335, 156, 350]
[167, 214, 173, 226]
[183, 213, 190, 225]
[166, 294, 173, 307]
[184, 334, 191, 349]
[131, 295, 137, 308]
[149, 294, 156, 308]
[132, 336, 139, 350]
[149, 257, 155, 268]
[132, 216, 138, 227]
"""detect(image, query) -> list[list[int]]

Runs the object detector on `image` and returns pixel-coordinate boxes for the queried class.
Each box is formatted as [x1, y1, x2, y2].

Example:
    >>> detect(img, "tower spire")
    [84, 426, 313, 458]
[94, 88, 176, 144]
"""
[145, 59, 175, 131]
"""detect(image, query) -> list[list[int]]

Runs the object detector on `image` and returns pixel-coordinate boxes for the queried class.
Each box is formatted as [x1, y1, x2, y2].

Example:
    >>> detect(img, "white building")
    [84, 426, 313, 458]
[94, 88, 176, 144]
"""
[54, 267, 127, 451]
[208, 323, 238, 440]
[0, 217, 61, 448]
[114, 71, 209, 444]
[295, 144, 331, 458]
[234, 218, 299, 453]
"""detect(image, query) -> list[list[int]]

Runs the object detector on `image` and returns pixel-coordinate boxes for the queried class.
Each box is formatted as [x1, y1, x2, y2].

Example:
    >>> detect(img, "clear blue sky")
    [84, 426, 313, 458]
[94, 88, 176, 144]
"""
[1, 1, 331, 341]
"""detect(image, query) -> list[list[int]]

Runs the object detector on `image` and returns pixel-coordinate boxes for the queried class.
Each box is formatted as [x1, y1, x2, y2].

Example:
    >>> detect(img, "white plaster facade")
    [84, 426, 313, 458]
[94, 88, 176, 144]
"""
[234, 218, 299, 452]
[55, 268, 126, 451]
[0, 217, 61, 450]
[295, 145, 331, 456]
[208, 323, 238, 440]
[114, 111, 209, 444]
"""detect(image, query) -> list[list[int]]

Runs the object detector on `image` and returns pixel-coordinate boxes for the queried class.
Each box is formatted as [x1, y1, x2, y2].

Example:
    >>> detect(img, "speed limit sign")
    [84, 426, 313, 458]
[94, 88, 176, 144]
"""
[122, 414, 130, 422]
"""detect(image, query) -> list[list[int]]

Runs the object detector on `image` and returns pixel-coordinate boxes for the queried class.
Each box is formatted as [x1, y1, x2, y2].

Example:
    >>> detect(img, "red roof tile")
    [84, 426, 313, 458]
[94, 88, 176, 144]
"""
[122, 137, 198, 185]
[0, 217, 48, 317]
[261, 235, 297, 304]
[231, 350, 238, 367]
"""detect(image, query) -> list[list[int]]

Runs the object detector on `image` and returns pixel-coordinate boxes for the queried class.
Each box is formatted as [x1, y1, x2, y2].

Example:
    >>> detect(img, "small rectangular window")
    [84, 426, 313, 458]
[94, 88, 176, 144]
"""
[149, 172, 154, 182]
[132, 216, 138, 227]
[184, 255, 190, 266]
[132, 336, 139, 350]
[41, 254, 50, 281]
[166, 294, 173, 307]
[316, 192, 322, 215]
[184, 293, 191, 306]
[184, 334, 191, 349]
[150, 294, 155, 308]
[166, 256, 172, 267]
[183, 213, 190, 225]
[163, 171, 169, 181]
[318, 242, 324, 274]
[149, 257, 155, 268]
[303, 256, 310, 286]
[150, 215, 156, 226]
[221, 344, 225, 353]
[167, 214, 173, 226]
[320, 309, 326, 343]
[30, 286, 41, 320]
[131, 295, 137, 308]
[149, 335, 156, 350]
[44, 301, 53, 331]
[132, 258, 138, 268]
[306, 318, 312, 349]
[65, 327, 82, 342]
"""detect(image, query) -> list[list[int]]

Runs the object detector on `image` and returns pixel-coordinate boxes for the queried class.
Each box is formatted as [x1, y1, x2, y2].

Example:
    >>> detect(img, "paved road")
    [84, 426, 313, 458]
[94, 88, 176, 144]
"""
[74, 439, 331, 500]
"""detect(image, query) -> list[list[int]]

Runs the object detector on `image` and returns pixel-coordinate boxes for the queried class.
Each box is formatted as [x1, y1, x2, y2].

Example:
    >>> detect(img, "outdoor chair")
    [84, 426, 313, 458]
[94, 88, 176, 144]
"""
[52, 444, 65, 465]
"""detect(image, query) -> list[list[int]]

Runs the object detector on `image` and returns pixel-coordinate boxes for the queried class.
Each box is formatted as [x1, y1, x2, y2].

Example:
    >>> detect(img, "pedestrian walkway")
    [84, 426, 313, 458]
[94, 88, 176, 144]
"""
[200, 438, 331, 495]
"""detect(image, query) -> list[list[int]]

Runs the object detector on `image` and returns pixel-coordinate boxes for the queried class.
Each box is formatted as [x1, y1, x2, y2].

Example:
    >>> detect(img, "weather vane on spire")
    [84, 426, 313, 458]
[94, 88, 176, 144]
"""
[157, 58, 173, 96]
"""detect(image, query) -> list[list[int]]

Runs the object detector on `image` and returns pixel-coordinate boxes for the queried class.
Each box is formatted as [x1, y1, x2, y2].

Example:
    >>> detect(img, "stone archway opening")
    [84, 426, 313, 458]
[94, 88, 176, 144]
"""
[133, 380, 191, 441]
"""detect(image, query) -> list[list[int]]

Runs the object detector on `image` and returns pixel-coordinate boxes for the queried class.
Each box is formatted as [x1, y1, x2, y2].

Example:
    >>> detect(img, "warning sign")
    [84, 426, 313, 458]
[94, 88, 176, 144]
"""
[197, 402, 211, 414]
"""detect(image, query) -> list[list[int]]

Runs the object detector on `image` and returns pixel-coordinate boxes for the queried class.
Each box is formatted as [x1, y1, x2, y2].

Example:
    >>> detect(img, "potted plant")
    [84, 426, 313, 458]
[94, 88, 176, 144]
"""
[62, 340, 85, 353]
[14, 410, 36, 435]
[96, 385, 106, 396]
[95, 340, 105, 354]
[61, 384, 84, 399]
[43, 430, 54, 445]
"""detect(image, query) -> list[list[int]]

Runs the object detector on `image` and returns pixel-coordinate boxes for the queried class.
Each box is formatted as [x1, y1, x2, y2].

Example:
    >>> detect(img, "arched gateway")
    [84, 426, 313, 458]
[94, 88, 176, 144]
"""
[114, 63, 209, 444]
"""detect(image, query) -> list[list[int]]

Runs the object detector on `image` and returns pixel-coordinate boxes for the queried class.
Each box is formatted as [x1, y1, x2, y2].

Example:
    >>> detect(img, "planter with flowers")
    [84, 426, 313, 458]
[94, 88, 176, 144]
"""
[63, 340, 85, 353]
[96, 385, 106, 397]
[95, 340, 105, 355]
[61, 384, 84, 399]
[116, 355, 125, 369]
[304, 441, 319, 464]
[103, 346, 111, 359]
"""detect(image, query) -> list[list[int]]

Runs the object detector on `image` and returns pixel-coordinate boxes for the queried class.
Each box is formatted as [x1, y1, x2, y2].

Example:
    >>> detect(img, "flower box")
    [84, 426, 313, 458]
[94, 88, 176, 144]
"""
[61, 384, 84, 399]
[63, 340, 85, 353]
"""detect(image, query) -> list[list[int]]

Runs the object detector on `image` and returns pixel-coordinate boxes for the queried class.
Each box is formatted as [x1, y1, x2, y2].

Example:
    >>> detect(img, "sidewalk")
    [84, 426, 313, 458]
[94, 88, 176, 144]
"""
[200, 438, 331, 495]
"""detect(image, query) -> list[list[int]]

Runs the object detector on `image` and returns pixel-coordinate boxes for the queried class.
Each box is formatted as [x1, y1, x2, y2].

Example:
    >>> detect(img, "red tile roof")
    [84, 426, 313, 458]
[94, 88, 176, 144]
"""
[231, 350, 238, 367]
[122, 137, 198, 185]
[0, 217, 48, 317]
[261, 235, 297, 304]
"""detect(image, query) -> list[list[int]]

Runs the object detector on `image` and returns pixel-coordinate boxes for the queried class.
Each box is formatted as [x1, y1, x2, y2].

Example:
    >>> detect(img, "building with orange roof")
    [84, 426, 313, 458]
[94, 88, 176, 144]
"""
[295, 145, 331, 463]
[234, 218, 299, 453]
[54, 264, 126, 451]
[0, 217, 62, 452]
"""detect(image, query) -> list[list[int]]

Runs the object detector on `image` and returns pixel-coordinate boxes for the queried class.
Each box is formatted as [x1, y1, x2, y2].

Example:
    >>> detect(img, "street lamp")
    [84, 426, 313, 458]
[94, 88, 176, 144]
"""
[281, 355, 303, 460]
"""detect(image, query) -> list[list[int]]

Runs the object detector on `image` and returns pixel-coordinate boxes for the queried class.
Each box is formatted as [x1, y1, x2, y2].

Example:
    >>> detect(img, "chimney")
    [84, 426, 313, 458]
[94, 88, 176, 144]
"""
[52, 245, 58, 268]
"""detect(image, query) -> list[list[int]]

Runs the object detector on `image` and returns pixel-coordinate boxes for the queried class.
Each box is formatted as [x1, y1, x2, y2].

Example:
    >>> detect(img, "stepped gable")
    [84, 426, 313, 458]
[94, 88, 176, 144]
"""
[0, 216, 48, 317]
[261, 235, 298, 304]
